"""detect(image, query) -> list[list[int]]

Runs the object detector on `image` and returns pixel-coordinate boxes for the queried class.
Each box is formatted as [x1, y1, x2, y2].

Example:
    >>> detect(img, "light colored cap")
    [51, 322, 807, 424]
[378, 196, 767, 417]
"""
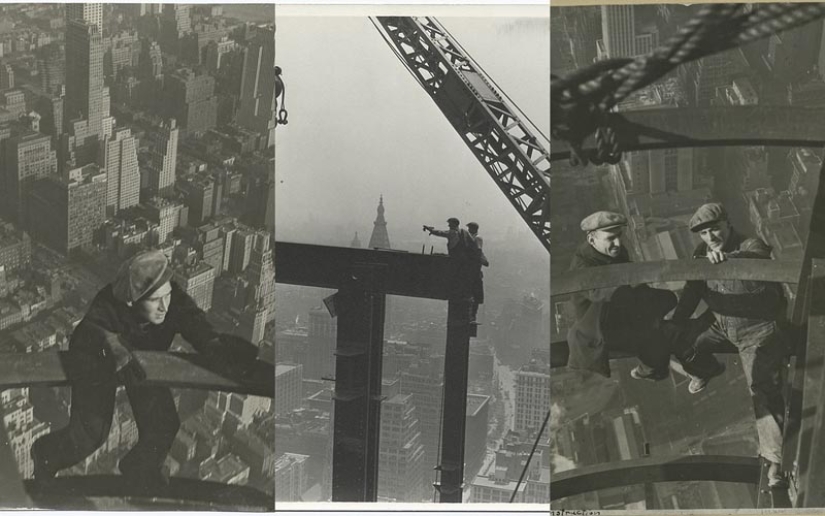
[112, 250, 174, 304]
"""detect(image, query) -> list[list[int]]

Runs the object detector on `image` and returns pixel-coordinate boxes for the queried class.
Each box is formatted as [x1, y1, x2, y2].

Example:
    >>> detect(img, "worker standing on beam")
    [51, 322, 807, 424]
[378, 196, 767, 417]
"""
[466, 222, 489, 323]
[424, 217, 480, 313]
[31, 250, 259, 490]
[566, 211, 724, 386]
[673, 202, 788, 488]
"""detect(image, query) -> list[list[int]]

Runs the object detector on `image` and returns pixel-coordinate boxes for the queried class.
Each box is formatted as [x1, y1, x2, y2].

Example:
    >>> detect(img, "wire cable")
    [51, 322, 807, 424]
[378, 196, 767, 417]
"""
[509, 407, 551, 503]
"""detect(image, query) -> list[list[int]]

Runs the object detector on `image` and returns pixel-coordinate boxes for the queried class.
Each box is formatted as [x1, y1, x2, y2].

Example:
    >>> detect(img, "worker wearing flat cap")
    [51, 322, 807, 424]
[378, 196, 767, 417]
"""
[424, 217, 481, 303]
[567, 211, 723, 386]
[31, 250, 259, 489]
[673, 202, 788, 487]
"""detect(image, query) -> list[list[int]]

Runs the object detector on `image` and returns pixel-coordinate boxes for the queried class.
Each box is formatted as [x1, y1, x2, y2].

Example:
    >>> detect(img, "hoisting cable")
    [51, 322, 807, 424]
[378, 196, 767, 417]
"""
[552, 3, 825, 167]
[509, 407, 551, 503]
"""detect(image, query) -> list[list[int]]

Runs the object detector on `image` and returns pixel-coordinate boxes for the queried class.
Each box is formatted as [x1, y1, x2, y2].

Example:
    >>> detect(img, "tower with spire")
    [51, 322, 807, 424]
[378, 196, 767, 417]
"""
[368, 195, 391, 249]
[351, 232, 362, 248]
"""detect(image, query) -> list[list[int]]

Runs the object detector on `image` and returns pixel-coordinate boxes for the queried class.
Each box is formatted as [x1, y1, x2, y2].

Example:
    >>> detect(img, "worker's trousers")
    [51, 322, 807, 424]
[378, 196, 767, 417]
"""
[32, 375, 180, 478]
[695, 317, 786, 464]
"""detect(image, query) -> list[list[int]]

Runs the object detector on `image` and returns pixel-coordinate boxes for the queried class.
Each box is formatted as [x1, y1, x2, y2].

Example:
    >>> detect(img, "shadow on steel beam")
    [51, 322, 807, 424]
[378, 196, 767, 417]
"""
[25, 476, 273, 511]
[551, 455, 760, 501]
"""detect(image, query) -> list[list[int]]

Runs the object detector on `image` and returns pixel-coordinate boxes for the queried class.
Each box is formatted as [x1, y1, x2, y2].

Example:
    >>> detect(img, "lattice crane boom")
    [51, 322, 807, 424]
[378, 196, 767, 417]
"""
[374, 16, 550, 253]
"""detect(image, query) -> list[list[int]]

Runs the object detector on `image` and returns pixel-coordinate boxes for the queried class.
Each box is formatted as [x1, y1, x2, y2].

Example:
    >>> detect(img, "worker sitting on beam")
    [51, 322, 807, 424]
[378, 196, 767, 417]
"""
[566, 210, 725, 389]
[674, 202, 788, 488]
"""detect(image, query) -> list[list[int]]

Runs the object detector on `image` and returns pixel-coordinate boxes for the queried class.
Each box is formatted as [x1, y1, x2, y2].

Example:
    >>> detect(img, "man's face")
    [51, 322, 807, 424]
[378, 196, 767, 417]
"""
[697, 221, 731, 252]
[135, 281, 172, 325]
[468, 226, 478, 235]
[588, 228, 623, 258]
[448, 221, 458, 230]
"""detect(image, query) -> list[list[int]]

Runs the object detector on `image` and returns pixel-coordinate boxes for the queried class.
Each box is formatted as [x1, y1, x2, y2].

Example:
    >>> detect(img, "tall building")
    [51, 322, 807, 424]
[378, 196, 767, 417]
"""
[1, 131, 58, 227]
[172, 261, 216, 312]
[399, 367, 443, 491]
[274, 453, 309, 502]
[239, 305, 267, 345]
[143, 197, 186, 244]
[0, 222, 32, 274]
[27, 164, 107, 255]
[0, 63, 14, 90]
[146, 119, 178, 197]
[2, 388, 50, 479]
[160, 4, 192, 55]
[36, 43, 64, 96]
[65, 4, 112, 165]
[165, 68, 218, 136]
[514, 357, 550, 437]
[229, 228, 255, 273]
[100, 127, 140, 215]
[304, 307, 336, 381]
[66, 3, 103, 33]
[274, 364, 303, 416]
[378, 393, 426, 502]
[245, 232, 275, 318]
[367, 195, 391, 249]
[209, 391, 270, 428]
[597, 5, 658, 60]
[177, 175, 214, 226]
[350, 232, 361, 248]
[237, 25, 276, 148]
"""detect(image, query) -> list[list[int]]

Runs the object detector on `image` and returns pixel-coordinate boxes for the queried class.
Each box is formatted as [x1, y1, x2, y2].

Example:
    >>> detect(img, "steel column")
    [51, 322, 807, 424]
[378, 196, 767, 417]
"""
[331, 263, 386, 502]
[434, 299, 472, 502]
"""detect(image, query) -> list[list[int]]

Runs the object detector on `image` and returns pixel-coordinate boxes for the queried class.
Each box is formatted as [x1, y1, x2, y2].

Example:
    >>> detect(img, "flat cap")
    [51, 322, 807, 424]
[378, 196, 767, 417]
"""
[112, 250, 174, 304]
[447, 217, 460, 225]
[580, 211, 627, 232]
[689, 203, 728, 232]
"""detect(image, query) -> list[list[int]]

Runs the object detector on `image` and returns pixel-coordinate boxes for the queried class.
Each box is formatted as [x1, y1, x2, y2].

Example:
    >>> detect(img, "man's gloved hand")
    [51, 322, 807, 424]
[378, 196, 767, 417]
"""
[101, 331, 146, 383]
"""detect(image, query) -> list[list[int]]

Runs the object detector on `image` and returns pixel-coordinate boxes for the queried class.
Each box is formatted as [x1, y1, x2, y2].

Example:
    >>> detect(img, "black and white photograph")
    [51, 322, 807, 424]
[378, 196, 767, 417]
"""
[0, 2, 276, 510]
[273, 3, 550, 507]
[551, 0, 825, 510]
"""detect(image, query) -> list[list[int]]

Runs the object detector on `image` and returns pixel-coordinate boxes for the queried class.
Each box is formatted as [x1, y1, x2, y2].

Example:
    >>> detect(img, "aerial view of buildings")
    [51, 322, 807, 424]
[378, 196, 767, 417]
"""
[552, 3, 824, 510]
[0, 2, 276, 509]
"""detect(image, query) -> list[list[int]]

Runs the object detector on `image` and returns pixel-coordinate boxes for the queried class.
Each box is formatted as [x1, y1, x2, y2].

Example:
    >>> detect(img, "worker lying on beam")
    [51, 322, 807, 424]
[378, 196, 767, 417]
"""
[674, 202, 788, 488]
[31, 250, 260, 490]
[566, 211, 725, 391]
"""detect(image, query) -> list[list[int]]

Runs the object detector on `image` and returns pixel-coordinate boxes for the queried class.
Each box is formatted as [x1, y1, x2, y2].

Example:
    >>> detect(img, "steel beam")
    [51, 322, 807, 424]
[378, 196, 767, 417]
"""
[25, 476, 272, 510]
[0, 351, 274, 397]
[550, 107, 825, 162]
[551, 455, 759, 501]
[331, 263, 386, 502]
[434, 299, 473, 502]
[275, 241, 454, 299]
[792, 260, 825, 507]
[552, 259, 801, 297]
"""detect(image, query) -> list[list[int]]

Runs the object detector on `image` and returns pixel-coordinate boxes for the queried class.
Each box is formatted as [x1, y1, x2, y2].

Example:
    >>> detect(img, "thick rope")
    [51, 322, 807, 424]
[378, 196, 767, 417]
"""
[552, 3, 825, 166]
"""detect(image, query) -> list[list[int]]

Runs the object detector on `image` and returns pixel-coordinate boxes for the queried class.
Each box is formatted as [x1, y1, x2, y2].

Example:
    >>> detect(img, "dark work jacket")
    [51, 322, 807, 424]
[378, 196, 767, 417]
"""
[70, 281, 226, 381]
[673, 229, 787, 322]
[567, 242, 677, 376]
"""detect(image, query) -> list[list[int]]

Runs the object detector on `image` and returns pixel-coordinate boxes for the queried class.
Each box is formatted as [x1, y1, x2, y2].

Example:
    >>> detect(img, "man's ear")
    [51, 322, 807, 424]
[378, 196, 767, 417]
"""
[126, 301, 133, 307]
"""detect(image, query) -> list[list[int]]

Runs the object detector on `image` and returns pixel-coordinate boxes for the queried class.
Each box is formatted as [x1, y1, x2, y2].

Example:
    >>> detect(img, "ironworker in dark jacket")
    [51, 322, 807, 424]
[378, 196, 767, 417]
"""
[31, 250, 258, 488]
[425, 217, 480, 305]
[567, 211, 723, 385]
[673, 203, 788, 487]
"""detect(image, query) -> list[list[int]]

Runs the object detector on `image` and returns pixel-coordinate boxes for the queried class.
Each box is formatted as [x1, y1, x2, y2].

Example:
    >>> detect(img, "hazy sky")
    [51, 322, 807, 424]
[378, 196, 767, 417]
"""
[273, 8, 550, 252]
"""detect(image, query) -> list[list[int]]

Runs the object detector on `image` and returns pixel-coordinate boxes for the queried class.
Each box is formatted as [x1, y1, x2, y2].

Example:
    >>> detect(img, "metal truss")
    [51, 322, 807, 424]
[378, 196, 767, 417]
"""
[376, 16, 551, 252]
